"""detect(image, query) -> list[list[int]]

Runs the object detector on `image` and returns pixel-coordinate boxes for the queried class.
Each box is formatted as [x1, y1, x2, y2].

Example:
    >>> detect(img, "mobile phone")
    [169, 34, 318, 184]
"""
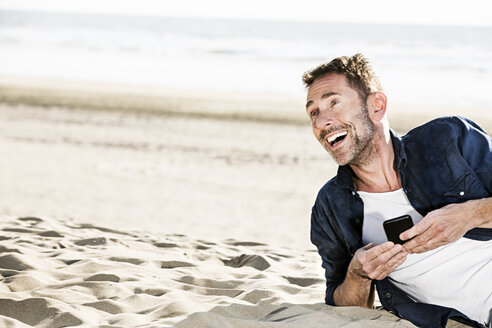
[383, 215, 414, 244]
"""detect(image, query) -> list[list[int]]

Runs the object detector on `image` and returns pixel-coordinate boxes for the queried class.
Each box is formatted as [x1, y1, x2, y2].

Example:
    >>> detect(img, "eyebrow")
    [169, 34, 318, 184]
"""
[305, 92, 340, 110]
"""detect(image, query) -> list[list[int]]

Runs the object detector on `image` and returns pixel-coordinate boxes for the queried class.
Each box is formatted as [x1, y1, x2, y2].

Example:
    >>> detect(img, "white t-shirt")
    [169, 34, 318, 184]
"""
[358, 188, 492, 325]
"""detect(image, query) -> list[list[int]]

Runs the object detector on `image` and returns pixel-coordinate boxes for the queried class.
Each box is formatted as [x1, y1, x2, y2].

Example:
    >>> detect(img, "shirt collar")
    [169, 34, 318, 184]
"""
[390, 129, 407, 169]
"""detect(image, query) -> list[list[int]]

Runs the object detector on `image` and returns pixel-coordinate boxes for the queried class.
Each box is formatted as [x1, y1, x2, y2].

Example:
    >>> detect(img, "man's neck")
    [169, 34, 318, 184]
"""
[350, 129, 401, 193]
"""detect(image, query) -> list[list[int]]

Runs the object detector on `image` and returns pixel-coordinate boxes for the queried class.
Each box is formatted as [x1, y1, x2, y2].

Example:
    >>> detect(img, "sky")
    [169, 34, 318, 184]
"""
[0, 0, 491, 26]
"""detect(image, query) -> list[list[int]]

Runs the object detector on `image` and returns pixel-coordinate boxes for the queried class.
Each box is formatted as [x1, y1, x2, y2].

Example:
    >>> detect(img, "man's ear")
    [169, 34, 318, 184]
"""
[367, 92, 387, 121]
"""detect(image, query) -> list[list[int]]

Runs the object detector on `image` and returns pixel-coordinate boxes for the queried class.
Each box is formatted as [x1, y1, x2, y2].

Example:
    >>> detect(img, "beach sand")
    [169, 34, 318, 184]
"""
[0, 215, 417, 327]
[0, 77, 483, 327]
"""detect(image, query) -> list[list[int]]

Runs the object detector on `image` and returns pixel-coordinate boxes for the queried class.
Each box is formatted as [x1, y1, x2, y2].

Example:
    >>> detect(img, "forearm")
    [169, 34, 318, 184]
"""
[332, 242, 406, 307]
[469, 197, 492, 228]
[333, 270, 374, 308]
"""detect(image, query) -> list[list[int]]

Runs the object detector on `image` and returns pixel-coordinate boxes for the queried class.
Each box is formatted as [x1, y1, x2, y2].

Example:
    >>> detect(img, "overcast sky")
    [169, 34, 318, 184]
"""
[1, 0, 491, 26]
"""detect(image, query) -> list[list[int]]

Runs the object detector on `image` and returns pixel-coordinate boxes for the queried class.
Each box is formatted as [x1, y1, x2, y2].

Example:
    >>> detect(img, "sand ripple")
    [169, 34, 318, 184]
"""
[0, 216, 423, 327]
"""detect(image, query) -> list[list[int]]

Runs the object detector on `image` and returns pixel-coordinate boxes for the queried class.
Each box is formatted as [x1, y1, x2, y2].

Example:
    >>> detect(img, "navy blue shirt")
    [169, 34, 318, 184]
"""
[311, 116, 492, 328]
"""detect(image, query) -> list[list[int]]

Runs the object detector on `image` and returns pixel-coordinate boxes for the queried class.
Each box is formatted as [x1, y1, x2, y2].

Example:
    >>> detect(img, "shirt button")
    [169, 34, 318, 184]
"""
[355, 218, 361, 225]
[385, 292, 392, 299]
[459, 191, 464, 196]
[351, 191, 356, 196]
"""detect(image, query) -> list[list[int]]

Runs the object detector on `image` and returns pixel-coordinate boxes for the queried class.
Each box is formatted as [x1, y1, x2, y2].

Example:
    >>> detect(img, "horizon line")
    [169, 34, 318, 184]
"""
[1, 8, 491, 29]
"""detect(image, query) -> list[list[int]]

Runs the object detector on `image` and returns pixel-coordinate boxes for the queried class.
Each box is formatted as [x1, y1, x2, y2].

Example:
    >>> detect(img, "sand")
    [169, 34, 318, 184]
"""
[0, 215, 419, 327]
[0, 77, 482, 327]
[0, 102, 332, 251]
[1, 76, 491, 132]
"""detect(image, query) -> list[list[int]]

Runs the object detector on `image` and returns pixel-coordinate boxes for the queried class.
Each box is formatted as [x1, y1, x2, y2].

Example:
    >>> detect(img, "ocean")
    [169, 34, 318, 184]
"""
[1, 10, 491, 109]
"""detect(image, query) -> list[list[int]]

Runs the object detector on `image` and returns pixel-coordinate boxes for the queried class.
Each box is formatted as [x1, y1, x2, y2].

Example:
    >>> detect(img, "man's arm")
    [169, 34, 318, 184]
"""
[401, 197, 492, 254]
[333, 242, 408, 307]
[475, 197, 492, 228]
[402, 117, 492, 254]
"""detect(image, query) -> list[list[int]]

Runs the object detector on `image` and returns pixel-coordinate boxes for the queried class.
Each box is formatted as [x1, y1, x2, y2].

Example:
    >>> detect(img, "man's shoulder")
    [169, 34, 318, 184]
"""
[405, 115, 466, 136]
[314, 174, 345, 204]
[402, 116, 482, 145]
[318, 175, 338, 193]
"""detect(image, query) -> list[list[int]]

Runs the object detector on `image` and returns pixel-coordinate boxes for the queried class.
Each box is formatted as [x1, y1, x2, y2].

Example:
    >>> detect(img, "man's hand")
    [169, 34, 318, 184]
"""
[333, 242, 407, 307]
[349, 242, 408, 280]
[400, 198, 492, 254]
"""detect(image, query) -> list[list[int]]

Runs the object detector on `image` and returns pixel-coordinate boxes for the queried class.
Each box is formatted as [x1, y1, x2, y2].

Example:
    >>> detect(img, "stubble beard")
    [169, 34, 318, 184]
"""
[322, 105, 375, 166]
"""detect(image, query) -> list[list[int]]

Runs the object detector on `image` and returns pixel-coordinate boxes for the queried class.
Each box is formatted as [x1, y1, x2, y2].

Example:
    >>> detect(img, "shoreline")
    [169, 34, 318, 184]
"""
[0, 75, 307, 126]
[1, 75, 491, 133]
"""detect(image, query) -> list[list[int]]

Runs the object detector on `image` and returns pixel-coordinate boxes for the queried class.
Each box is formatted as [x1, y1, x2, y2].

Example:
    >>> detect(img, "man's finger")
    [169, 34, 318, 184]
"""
[362, 243, 376, 250]
[375, 253, 408, 280]
[402, 227, 436, 253]
[367, 244, 406, 274]
[400, 217, 431, 241]
[364, 242, 395, 261]
[377, 244, 406, 266]
[407, 234, 450, 254]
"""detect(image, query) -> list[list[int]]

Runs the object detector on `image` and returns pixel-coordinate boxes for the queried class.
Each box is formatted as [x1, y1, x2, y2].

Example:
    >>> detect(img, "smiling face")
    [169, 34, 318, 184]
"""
[306, 73, 375, 166]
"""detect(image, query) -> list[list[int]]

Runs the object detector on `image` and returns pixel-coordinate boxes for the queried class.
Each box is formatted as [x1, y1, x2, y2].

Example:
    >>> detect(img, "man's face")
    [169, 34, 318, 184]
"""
[305, 73, 375, 166]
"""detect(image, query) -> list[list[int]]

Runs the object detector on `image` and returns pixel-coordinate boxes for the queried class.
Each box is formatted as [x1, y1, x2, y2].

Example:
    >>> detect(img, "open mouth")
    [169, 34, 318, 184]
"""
[327, 130, 348, 147]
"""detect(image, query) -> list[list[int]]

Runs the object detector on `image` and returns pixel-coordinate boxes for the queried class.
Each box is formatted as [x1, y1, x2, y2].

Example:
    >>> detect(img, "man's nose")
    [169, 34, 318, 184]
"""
[314, 108, 333, 130]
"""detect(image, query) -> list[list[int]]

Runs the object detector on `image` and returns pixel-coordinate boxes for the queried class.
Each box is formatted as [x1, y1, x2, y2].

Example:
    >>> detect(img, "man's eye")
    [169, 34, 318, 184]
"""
[331, 100, 339, 106]
[310, 110, 318, 117]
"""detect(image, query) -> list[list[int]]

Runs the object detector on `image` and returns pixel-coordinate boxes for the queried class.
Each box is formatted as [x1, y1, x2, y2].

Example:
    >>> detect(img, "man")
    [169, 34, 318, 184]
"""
[303, 54, 492, 327]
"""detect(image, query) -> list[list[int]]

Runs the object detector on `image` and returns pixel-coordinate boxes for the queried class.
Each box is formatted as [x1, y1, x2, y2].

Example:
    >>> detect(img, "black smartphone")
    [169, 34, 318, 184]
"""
[383, 215, 414, 244]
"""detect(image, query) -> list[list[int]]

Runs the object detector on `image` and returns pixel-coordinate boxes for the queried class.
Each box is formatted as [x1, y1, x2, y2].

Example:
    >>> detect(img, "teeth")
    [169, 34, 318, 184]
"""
[327, 131, 348, 144]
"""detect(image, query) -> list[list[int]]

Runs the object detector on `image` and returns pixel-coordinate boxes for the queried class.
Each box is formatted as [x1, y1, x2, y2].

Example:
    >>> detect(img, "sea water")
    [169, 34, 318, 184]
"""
[0, 10, 491, 109]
